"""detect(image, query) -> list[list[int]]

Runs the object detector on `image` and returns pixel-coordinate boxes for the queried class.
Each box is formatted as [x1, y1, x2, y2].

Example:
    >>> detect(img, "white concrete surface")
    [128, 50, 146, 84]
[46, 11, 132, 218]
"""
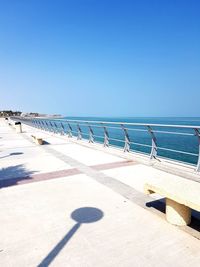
[1, 118, 200, 267]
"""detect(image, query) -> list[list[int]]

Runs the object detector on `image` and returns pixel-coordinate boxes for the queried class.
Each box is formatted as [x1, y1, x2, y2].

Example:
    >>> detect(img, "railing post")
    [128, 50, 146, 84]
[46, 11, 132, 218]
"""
[38, 121, 42, 129]
[41, 121, 47, 131]
[49, 121, 55, 133]
[88, 125, 94, 143]
[36, 120, 40, 128]
[45, 121, 50, 132]
[35, 120, 39, 128]
[53, 122, 58, 133]
[34, 120, 37, 128]
[77, 124, 82, 140]
[40, 120, 43, 129]
[67, 122, 73, 137]
[103, 125, 109, 147]
[147, 126, 157, 159]
[194, 129, 200, 172]
[121, 124, 130, 152]
[60, 122, 65, 135]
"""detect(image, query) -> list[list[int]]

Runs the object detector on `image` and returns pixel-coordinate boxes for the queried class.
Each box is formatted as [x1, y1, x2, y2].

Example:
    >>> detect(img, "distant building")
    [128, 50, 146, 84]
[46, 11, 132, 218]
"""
[0, 110, 62, 118]
[0, 110, 22, 117]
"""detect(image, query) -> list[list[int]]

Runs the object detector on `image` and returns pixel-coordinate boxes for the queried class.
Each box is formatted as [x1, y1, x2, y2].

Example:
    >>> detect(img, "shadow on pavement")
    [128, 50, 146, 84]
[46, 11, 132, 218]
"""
[0, 164, 35, 188]
[37, 207, 104, 267]
[146, 198, 165, 213]
[146, 199, 200, 231]
[43, 141, 50, 145]
[0, 152, 24, 159]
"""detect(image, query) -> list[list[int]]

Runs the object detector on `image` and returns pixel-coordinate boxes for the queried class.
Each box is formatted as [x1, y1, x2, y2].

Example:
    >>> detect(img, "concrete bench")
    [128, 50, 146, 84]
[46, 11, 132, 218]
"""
[144, 175, 200, 226]
[31, 135, 43, 145]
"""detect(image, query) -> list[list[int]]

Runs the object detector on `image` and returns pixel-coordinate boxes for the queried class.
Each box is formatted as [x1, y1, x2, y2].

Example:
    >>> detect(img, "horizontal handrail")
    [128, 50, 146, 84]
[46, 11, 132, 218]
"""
[57, 118, 200, 129]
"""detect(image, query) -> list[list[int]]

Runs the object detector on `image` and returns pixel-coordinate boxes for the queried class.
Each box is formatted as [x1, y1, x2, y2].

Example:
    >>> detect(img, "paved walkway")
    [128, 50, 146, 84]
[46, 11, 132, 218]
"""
[0, 118, 200, 267]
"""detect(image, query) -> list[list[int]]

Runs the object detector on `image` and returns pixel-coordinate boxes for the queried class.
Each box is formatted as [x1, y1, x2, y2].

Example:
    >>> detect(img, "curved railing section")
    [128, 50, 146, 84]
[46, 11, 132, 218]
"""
[12, 117, 200, 172]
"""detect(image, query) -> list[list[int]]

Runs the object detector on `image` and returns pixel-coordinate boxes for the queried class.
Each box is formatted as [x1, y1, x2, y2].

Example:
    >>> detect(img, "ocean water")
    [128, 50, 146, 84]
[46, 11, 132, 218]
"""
[53, 117, 200, 167]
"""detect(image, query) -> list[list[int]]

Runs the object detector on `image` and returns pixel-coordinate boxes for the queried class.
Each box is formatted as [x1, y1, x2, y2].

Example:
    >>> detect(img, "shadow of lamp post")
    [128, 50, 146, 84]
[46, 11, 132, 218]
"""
[37, 207, 104, 267]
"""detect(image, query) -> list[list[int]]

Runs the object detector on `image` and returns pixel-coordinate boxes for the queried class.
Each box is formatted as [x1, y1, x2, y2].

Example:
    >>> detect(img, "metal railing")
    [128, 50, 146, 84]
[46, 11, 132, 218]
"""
[12, 117, 200, 172]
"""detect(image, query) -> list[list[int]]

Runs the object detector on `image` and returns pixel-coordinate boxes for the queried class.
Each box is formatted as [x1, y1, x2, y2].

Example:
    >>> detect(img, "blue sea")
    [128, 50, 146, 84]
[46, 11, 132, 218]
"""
[54, 117, 200, 167]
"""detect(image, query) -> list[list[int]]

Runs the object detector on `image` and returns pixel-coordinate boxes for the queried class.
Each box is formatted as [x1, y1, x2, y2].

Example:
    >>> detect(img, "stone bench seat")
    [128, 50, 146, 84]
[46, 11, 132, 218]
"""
[144, 174, 200, 226]
[31, 135, 43, 145]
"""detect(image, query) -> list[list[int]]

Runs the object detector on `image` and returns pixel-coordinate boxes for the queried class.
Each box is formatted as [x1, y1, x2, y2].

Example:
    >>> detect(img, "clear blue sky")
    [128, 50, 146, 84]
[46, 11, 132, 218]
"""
[0, 0, 200, 117]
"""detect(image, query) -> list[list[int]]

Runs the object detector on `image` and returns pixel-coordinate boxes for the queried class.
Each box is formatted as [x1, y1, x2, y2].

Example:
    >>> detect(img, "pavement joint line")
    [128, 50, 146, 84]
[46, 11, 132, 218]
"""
[39, 144, 153, 207]
[20, 131, 152, 207]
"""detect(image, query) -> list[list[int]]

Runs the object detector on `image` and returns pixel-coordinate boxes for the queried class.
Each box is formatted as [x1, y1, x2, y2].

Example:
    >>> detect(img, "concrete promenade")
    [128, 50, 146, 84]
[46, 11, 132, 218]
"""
[0, 118, 200, 267]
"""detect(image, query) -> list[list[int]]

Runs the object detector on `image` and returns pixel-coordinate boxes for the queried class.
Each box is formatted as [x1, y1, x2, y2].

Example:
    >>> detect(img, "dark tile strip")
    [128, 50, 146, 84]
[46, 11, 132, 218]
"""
[0, 168, 80, 188]
[0, 160, 136, 188]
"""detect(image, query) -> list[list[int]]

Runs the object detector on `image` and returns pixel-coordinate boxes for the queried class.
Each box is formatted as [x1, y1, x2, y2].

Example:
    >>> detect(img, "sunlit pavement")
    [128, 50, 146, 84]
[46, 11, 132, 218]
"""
[1, 118, 200, 267]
